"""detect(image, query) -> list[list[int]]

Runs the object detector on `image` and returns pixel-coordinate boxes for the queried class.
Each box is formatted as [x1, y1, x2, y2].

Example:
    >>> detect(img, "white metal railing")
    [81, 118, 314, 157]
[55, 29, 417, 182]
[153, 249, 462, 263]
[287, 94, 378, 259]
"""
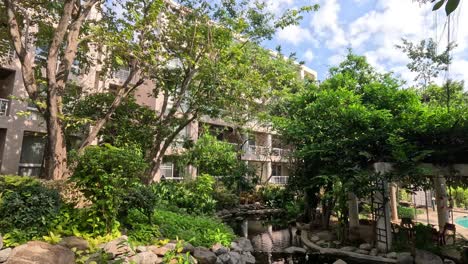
[0, 41, 15, 61]
[246, 145, 291, 157]
[271, 148, 290, 156]
[114, 68, 131, 80]
[247, 145, 269, 156]
[0, 98, 9, 116]
[269, 176, 289, 185]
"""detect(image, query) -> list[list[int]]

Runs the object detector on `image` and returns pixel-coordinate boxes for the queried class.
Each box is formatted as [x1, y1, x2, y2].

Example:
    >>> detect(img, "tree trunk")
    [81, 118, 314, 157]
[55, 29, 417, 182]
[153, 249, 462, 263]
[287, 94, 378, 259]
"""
[44, 93, 67, 180]
[148, 156, 163, 183]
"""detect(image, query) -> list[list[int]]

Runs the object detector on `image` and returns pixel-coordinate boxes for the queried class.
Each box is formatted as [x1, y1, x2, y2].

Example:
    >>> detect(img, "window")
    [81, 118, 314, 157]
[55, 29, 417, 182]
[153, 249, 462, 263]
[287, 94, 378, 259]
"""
[160, 162, 183, 181]
[18, 132, 45, 176]
[272, 164, 282, 176]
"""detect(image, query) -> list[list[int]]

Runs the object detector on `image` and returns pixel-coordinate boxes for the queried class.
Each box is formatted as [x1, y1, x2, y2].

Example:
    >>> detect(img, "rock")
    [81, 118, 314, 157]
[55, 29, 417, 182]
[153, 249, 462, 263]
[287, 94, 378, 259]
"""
[216, 253, 230, 264]
[58, 236, 90, 251]
[443, 260, 456, 264]
[150, 246, 171, 256]
[222, 252, 242, 264]
[359, 243, 372, 251]
[0, 235, 2, 250]
[369, 248, 379, 256]
[333, 260, 347, 264]
[332, 241, 342, 248]
[182, 243, 195, 254]
[193, 247, 217, 264]
[310, 236, 320, 243]
[164, 243, 177, 250]
[241, 252, 256, 264]
[355, 249, 369, 255]
[0, 248, 12, 263]
[339, 246, 356, 252]
[234, 238, 253, 252]
[386, 252, 398, 259]
[397, 252, 414, 264]
[136, 246, 147, 253]
[129, 251, 161, 264]
[5, 241, 75, 264]
[230, 242, 242, 252]
[212, 243, 229, 256]
[283, 246, 307, 254]
[102, 236, 134, 258]
[415, 249, 443, 264]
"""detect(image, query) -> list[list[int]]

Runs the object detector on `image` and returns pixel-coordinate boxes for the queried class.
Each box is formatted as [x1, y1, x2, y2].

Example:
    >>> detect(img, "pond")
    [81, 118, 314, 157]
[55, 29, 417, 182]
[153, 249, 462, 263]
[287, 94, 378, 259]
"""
[228, 219, 342, 264]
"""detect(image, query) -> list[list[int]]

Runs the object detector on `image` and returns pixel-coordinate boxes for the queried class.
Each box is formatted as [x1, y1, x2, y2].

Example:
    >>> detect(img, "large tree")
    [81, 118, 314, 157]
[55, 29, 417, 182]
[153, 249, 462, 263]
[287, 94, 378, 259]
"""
[0, 0, 315, 180]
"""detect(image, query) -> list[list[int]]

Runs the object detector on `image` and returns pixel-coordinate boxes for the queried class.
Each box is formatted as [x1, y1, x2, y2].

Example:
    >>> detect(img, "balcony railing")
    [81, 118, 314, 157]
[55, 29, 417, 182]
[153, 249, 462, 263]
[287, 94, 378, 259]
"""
[269, 176, 289, 185]
[247, 145, 270, 156]
[0, 98, 9, 116]
[0, 41, 15, 62]
[246, 145, 290, 157]
[271, 148, 290, 157]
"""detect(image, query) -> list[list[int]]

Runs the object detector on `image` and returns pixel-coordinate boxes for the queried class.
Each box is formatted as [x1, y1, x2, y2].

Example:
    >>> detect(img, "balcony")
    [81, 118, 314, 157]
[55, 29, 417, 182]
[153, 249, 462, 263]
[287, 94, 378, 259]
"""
[269, 176, 289, 185]
[0, 41, 15, 62]
[0, 98, 9, 116]
[271, 148, 290, 157]
[247, 145, 270, 156]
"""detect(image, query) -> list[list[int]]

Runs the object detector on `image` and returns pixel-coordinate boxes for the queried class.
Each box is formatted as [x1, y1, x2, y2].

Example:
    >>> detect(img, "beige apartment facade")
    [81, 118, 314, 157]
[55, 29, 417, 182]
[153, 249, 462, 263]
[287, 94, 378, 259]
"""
[0, 41, 317, 184]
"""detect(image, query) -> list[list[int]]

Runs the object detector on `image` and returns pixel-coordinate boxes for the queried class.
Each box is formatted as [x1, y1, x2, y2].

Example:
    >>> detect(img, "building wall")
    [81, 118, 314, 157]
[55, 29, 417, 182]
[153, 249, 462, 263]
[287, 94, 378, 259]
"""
[0, 39, 316, 183]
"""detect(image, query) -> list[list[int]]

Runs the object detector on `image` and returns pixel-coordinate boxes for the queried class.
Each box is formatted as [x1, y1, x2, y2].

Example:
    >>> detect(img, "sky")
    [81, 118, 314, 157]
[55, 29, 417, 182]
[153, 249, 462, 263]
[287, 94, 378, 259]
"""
[262, 0, 468, 87]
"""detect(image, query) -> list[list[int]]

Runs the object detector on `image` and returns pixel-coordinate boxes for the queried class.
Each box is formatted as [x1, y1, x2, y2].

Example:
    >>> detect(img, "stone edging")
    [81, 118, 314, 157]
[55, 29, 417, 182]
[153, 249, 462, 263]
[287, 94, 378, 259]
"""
[300, 231, 397, 264]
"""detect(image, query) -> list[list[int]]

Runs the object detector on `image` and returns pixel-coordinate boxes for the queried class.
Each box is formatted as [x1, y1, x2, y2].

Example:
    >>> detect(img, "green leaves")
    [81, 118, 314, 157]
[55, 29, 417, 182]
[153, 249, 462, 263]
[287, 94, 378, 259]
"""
[445, 0, 460, 15]
[431, 0, 460, 15]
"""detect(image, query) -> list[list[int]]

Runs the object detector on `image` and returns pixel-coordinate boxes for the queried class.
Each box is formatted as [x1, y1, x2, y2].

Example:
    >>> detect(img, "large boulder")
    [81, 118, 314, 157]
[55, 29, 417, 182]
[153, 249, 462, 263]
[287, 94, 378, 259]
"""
[315, 230, 335, 241]
[0, 235, 3, 249]
[233, 238, 253, 252]
[415, 249, 443, 264]
[193, 247, 217, 264]
[397, 252, 414, 264]
[58, 236, 89, 251]
[216, 252, 242, 264]
[102, 235, 134, 258]
[333, 260, 347, 264]
[5, 241, 75, 264]
[0, 248, 12, 263]
[148, 246, 170, 256]
[129, 251, 162, 264]
[182, 243, 195, 254]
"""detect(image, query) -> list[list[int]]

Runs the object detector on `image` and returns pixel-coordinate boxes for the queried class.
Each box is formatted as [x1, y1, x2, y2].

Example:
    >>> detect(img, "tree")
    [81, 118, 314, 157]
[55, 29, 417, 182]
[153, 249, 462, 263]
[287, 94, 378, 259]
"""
[272, 52, 426, 229]
[0, 0, 145, 179]
[181, 131, 256, 192]
[396, 38, 454, 89]
[0, 0, 315, 180]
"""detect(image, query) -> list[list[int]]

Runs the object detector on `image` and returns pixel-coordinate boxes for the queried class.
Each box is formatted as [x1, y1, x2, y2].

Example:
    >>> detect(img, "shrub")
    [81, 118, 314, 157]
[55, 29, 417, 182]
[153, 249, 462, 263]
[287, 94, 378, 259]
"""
[213, 184, 238, 210]
[153, 209, 234, 247]
[71, 144, 147, 232]
[0, 175, 61, 238]
[121, 184, 158, 224]
[258, 185, 288, 208]
[397, 206, 424, 219]
[153, 174, 216, 215]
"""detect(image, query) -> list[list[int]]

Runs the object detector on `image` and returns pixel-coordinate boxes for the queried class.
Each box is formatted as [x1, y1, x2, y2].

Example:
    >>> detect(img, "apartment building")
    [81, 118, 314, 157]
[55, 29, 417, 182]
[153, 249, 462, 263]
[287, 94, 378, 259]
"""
[0, 37, 316, 184]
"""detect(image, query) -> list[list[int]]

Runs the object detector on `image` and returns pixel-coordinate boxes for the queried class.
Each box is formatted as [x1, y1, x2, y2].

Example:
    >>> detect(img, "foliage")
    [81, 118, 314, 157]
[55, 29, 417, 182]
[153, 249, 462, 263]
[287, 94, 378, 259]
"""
[213, 184, 239, 210]
[430, 0, 461, 16]
[120, 184, 158, 225]
[153, 174, 216, 215]
[258, 185, 290, 208]
[396, 38, 454, 88]
[153, 209, 235, 247]
[71, 144, 147, 232]
[0, 175, 61, 240]
[449, 186, 468, 208]
[397, 206, 424, 219]
[162, 240, 194, 264]
[69, 94, 158, 153]
[181, 132, 256, 192]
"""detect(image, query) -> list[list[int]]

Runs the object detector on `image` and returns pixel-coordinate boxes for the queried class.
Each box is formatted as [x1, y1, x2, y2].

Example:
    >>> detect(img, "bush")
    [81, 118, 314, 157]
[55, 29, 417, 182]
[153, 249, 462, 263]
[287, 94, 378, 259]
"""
[72, 144, 147, 232]
[258, 185, 289, 208]
[0, 175, 61, 240]
[153, 174, 216, 215]
[397, 206, 424, 219]
[153, 209, 234, 247]
[213, 184, 238, 210]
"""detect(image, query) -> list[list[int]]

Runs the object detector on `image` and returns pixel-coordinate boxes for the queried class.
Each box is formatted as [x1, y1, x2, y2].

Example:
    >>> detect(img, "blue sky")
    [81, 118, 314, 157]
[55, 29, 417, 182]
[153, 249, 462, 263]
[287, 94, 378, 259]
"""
[261, 0, 468, 87]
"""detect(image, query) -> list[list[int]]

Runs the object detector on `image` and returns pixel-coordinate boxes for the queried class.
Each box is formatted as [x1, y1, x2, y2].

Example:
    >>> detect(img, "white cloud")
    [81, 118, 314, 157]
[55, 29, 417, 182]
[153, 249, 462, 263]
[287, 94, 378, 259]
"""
[277, 25, 312, 46]
[310, 0, 347, 49]
[304, 49, 314, 62]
